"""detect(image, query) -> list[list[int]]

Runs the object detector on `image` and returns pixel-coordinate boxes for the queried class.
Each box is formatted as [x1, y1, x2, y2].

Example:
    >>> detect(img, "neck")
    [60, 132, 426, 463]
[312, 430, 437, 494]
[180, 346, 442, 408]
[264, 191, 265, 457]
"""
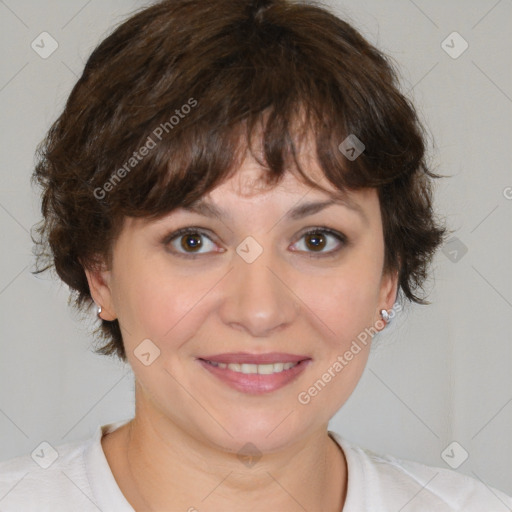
[104, 397, 347, 511]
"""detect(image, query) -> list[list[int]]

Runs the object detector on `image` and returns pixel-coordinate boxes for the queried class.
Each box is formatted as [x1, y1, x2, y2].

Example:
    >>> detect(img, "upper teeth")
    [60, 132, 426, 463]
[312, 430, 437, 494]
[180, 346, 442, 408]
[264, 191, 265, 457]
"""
[207, 361, 298, 374]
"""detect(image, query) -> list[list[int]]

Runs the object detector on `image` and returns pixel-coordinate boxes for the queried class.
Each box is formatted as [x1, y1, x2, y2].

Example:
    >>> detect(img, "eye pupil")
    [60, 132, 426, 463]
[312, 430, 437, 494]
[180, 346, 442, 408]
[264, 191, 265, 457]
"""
[181, 234, 202, 252]
[305, 232, 326, 251]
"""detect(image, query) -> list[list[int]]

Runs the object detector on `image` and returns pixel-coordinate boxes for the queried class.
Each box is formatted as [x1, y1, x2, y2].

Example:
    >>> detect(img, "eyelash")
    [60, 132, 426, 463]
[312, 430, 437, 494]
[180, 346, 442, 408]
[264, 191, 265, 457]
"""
[163, 226, 348, 259]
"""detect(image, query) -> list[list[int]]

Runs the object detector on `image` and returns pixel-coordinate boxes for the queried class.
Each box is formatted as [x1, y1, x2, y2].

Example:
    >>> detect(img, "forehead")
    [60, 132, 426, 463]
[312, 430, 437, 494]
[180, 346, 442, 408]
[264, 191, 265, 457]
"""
[121, 143, 381, 235]
[122, 177, 378, 244]
[201, 153, 376, 214]
[197, 168, 367, 217]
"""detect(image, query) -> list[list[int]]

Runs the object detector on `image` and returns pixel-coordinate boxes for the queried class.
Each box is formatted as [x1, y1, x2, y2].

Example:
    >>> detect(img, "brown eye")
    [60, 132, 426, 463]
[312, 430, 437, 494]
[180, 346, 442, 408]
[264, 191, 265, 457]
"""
[165, 227, 219, 257]
[304, 231, 327, 252]
[180, 233, 203, 252]
[291, 227, 346, 257]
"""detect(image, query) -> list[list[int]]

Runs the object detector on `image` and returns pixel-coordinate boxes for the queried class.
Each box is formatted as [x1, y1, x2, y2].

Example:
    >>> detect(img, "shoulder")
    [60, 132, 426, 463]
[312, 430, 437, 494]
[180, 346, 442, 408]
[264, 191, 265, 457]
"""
[0, 436, 94, 512]
[329, 431, 512, 512]
[0, 420, 132, 512]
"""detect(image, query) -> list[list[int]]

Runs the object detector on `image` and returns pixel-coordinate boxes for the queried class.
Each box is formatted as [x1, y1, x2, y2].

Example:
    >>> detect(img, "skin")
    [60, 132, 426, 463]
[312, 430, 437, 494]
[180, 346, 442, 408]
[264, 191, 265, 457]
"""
[85, 149, 398, 512]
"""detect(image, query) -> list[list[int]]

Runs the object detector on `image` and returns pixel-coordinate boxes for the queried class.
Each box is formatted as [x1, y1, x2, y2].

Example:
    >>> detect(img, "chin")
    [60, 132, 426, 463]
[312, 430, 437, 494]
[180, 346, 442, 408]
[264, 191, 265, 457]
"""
[198, 408, 317, 454]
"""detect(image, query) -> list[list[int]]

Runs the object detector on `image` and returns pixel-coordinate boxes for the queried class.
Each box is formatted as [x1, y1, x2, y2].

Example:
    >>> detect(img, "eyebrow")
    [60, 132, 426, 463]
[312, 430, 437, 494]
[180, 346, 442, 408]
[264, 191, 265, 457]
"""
[182, 196, 368, 224]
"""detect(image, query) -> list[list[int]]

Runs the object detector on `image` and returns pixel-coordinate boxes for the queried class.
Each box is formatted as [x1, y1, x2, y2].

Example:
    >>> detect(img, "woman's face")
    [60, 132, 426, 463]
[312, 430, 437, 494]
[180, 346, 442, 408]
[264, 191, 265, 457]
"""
[87, 152, 397, 452]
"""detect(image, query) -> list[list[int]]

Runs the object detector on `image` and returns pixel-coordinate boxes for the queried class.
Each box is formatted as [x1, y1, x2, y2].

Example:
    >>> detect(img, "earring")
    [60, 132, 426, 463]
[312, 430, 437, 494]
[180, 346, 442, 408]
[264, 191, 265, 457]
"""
[380, 309, 390, 323]
[97, 305, 102, 319]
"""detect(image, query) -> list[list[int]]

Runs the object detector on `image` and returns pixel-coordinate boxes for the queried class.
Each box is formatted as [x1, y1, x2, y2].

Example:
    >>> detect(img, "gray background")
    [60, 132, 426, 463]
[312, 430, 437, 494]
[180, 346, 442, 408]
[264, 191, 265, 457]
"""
[1, 0, 511, 500]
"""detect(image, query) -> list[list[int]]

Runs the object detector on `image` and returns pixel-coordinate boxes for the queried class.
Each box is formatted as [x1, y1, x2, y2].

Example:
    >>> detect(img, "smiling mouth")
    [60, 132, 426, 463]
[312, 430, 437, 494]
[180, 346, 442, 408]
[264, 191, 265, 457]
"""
[197, 355, 312, 394]
[200, 359, 304, 375]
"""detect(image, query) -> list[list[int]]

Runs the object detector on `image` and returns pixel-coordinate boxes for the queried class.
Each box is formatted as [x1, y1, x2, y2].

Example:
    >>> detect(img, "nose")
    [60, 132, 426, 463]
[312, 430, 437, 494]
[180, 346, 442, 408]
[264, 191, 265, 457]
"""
[219, 245, 300, 338]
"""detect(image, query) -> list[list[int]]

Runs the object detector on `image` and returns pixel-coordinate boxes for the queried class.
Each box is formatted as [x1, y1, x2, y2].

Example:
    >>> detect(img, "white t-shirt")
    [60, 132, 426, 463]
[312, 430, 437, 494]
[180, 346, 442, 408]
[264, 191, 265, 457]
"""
[1, 419, 511, 511]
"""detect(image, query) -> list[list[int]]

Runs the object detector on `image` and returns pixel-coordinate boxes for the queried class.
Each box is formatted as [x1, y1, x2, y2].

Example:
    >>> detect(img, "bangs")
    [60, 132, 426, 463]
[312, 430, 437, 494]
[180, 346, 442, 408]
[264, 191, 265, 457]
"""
[86, 2, 419, 227]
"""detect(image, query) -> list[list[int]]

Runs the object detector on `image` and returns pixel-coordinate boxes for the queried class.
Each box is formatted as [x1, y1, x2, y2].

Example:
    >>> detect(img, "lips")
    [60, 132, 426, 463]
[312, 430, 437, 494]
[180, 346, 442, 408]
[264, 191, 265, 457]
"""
[197, 352, 310, 365]
[196, 352, 312, 394]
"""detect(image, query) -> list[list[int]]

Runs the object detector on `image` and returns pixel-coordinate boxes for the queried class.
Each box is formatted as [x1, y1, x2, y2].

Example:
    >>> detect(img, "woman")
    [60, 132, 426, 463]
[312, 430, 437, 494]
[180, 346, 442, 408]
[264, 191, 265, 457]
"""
[1, 0, 510, 510]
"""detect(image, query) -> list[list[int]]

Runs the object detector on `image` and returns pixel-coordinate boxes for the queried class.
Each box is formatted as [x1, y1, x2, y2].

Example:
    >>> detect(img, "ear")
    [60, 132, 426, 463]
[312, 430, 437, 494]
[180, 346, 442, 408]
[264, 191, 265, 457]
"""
[84, 261, 117, 321]
[374, 268, 399, 328]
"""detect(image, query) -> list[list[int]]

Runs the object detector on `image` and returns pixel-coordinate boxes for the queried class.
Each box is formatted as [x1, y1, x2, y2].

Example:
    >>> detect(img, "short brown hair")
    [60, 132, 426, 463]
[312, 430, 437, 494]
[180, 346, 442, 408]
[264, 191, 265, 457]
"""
[31, 0, 446, 361]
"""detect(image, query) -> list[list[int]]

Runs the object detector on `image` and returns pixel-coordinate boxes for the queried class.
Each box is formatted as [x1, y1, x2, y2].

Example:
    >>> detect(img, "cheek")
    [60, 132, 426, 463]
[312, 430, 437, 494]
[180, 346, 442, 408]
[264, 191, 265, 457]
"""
[113, 253, 219, 352]
[295, 261, 380, 413]
[110, 253, 176, 343]
[302, 252, 383, 341]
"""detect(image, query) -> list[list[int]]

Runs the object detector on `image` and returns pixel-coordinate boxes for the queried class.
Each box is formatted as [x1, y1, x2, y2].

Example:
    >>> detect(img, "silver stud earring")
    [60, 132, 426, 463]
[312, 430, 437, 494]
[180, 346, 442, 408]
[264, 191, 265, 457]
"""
[380, 309, 390, 323]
